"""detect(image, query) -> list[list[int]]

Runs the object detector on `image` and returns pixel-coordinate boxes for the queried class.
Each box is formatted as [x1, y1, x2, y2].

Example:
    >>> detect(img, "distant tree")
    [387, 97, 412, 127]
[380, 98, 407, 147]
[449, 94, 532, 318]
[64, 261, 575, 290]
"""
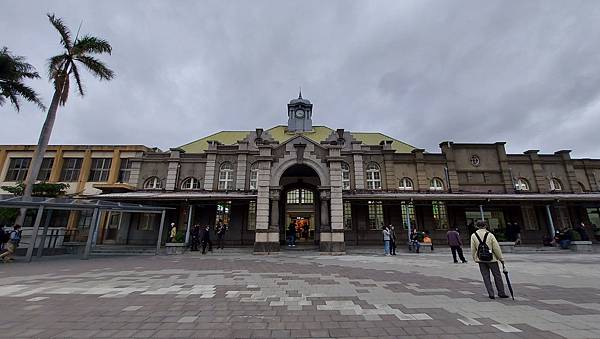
[20, 14, 115, 202]
[0, 47, 45, 111]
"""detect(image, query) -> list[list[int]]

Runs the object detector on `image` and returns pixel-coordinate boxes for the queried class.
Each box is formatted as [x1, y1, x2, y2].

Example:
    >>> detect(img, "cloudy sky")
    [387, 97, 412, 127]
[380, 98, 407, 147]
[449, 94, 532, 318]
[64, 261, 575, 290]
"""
[2, 1, 600, 157]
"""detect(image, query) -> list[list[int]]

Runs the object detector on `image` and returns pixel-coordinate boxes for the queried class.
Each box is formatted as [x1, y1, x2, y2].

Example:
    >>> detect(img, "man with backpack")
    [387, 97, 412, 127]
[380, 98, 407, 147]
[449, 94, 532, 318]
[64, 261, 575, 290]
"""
[0, 224, 22, 263]
[470, 221, 509, 299]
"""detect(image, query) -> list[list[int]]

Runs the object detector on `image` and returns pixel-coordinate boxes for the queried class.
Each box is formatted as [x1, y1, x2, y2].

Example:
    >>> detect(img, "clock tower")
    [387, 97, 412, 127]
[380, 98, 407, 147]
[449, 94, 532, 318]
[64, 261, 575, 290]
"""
[287, 90, 313, 132]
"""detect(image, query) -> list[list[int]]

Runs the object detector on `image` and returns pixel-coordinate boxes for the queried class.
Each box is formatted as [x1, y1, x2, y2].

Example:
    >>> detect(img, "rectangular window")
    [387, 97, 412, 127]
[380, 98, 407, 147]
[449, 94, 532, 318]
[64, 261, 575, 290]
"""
[77, 210, 94, 229]
[37, 158, 54, 181]
[118, 158, 132, 183]
[301, 189, 314, 204]
[216, 201, 232, 226]
[432, 201, 449, 230]
[368, 200, 384, 230]
[522, 205, 539, 231]
[5, 158, 31, 181]
[343, 201, 352, 230]
[287, 190, 300, 204]
[89, 158, 112, 182]
[60, 158, 83, 182]
[401, 201, 416, 230]
[342, 170, 351, 190]
[138, 213, 156, 231]
[247, 201, 257, 230]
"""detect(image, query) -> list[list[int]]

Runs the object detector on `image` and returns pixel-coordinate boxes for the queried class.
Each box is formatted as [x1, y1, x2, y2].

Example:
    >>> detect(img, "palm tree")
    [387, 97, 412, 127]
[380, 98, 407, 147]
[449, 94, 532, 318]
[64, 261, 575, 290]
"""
[21, 14, 115, 200]
[0, 47, 45, 111]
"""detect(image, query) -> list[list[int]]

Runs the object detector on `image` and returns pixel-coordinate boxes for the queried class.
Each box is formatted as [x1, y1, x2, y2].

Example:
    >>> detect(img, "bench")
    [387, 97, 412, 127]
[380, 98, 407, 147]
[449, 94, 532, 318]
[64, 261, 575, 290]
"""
[408, 242, 434, 253]
[499, 242, 515, 253]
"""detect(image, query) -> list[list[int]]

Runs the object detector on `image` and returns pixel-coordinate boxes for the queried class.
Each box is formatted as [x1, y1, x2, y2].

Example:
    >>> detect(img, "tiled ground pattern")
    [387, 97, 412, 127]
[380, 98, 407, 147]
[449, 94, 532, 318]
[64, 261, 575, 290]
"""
[0, 249, 599, 338]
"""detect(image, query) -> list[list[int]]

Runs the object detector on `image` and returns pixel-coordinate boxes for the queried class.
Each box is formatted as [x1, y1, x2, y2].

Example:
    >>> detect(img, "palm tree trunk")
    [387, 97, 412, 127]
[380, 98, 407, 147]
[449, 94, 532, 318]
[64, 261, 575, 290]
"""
[15, 84, 62, 226]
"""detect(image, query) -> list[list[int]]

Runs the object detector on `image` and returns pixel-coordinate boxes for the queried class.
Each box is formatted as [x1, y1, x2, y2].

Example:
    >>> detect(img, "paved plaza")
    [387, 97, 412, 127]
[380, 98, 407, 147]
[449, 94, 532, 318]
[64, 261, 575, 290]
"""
[0, 248, 599, 338]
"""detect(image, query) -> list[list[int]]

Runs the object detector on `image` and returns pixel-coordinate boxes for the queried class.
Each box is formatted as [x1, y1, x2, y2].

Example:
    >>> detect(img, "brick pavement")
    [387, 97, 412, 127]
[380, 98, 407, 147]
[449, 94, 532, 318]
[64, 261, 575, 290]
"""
[0, 249, 599, 338]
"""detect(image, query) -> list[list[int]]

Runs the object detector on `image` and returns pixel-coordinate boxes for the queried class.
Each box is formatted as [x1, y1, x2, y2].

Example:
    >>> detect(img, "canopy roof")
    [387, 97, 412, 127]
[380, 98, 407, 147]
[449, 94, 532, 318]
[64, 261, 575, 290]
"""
[0, 195, 172, 212]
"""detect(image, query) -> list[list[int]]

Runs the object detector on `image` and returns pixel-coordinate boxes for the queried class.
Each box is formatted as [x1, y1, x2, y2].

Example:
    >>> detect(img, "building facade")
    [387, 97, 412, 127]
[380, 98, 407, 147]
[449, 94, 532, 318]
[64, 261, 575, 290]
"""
[2, 94, 600, 252]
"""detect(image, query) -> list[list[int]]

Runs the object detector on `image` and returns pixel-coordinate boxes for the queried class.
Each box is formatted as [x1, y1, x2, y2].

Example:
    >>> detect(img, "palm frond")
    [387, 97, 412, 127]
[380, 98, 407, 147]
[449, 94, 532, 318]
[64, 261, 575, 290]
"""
[74, 55, 114, 80]
[3, 80, 46, 110]
[47, 54, 68, 80]
[73, 36, 112, 55]
[69, 63, 84, 96]
[47, 14, 73, 50]
[0, 47, 41, 81]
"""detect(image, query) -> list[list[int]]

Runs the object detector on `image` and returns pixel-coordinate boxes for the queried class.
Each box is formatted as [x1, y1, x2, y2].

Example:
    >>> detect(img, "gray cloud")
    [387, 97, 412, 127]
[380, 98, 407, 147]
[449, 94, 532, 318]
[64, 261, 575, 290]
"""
[2, 0, 600, 157]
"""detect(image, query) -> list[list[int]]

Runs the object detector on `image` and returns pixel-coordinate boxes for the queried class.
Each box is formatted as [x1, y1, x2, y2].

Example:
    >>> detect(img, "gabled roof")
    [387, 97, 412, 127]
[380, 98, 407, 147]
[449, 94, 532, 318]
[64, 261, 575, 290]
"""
[178, 125, 415, 153]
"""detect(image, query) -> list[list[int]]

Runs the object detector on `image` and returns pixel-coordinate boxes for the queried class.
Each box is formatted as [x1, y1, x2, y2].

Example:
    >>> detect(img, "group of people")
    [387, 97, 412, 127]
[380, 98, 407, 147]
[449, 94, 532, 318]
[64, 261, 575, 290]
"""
[0, 224, 22, 263]
[169, 220, 228, 255]
[382, 225, 397, 255]
[286, 221, 310, 247]
[554, 222, 590, 249]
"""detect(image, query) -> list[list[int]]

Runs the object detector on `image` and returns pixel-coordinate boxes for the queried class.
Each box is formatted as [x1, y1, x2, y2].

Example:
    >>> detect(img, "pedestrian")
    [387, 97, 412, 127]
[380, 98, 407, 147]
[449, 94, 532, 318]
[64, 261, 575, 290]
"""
[470, 221, 509, 299]
[201, 225, 213, 254]
[216, 220, 227, 249]
[0, 225, 22, 263]
[0, 225, 7, 251]
[410, 228, 421, 253]
[190, 225, 200, 251]
[513, 222, 522, 245]
[447, 227, 467, 263]
[505, 222, 514, 242]
[575, 222, 590, 241]
[168, 223, 177, 242]
[389, 225, 397, 255]
[382, 226, 391, 256]
[287, 221, 296, 247]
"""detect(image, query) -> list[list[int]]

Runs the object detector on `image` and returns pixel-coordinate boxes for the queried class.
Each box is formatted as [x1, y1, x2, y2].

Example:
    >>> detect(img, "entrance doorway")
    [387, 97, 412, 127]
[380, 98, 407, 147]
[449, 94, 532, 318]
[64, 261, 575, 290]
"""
[287, 215, 315, 243]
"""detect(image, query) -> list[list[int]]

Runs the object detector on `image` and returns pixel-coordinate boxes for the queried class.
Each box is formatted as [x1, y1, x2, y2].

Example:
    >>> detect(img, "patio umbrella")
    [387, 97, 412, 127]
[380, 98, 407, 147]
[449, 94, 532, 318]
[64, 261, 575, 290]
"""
[502, 263, 515, 300]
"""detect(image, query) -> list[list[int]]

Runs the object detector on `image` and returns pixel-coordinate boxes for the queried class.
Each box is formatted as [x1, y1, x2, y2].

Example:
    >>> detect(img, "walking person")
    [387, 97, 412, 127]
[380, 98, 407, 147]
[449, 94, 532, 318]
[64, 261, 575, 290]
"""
[168, 223, 177, 242]
[470, 221, 509, 299]
[0, 225, 22, 263]
[201, 225, 213, 254]
[382, 226, 391, 256]
[216, 220, 227, 249]
[389, 225, 397, 255]
[447, 228, 467, 263]
[287, 221, 296, 247]
[190, 225, 200, 251]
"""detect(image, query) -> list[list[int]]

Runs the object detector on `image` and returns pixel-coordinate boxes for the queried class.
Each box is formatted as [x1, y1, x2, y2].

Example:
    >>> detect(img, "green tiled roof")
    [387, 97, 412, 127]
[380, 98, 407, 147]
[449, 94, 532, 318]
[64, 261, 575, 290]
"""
[179, 125, 415, 153]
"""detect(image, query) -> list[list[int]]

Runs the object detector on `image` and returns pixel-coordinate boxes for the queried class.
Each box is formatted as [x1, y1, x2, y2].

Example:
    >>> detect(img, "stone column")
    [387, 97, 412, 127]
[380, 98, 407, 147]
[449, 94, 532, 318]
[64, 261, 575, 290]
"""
[107, 149, 121, 184]
[203, 141, 219, 191]
[556, 150, 579, 192]
[319, 190, 332, 252]
[525, 150, 548, 193]
[235, 153, 247, 190]
[413, 149, 428, 191]
[439, 142, 460, 192]
[325, 144, 345, 254]
[254, 144, 278, 253]
[76, 150, 93, 193]
[165, 148, 182, 191]
[49, 147, 64, 182]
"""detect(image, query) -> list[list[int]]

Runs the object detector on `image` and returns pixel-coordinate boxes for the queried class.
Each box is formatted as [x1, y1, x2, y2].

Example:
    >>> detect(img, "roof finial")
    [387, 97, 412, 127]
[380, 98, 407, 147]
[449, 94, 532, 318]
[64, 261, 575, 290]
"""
[298, 86, 302, 99]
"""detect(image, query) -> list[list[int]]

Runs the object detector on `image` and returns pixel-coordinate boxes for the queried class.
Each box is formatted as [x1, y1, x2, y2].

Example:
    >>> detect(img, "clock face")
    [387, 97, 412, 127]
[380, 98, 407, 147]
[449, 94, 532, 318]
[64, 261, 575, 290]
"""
[295, 109, 305, 118]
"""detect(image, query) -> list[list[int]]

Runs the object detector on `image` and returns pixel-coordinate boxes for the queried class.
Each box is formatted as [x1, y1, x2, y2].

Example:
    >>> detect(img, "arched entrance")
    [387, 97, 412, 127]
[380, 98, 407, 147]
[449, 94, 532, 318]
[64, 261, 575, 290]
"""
[278, 164, 321, 247]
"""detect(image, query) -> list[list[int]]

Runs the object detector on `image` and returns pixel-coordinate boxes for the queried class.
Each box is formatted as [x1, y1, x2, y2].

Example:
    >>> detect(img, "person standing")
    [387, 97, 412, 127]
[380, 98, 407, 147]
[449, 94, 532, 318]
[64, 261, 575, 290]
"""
[470, 221, 509, 299]
[382, 226, 391, 256]
[190, 225, 200, 251]
[0, 225, 22, 263]
[389, 225, 397, 255]
[447, 228, 467, 263]
[168, 223, 177, 242]
[216, 220, 227, 249]
[201, 225, 213, 254]
[287, 222, 296, 247]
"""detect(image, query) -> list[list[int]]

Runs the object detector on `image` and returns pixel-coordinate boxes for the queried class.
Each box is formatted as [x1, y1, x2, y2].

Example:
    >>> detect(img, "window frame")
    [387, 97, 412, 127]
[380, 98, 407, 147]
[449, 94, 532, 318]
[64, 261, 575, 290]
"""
[37, 158, 54, 181]
[218, 162, 234, 190]
[144, 176, 163, 189]
[429, 177, 444, 191]
[365, 162, 382, 190]
[367, 200, 384, 230]
[401, 201, 416, 230]
[549, 178, 562, 191]
[60, 158, 83, 182]
[398, 177, 414, 191]
[343, 201, 352, 231]
[341, 162, 351, 190]
[515, 178, 530, 191]
[432, 201, 449, 230]
[180, 177, 200, 190]
[247, 201, 257, 231]
[88, 158, 112, 182]
[249, 163, 258, 190]
[5, 157, 31, 181]
[117, 158, 132, 183]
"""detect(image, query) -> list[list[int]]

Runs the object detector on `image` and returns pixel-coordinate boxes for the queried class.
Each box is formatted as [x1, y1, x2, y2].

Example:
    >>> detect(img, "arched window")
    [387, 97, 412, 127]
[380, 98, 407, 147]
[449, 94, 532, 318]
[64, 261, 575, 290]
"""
[181, 177, 200, 190]
[515, 178, 530, 191]
[366, 162, 381, 190]
[249, 163, 258, 190]
[218, 162, 234, 190]
[429, 177, 444, 191]
[398, 177, 414, 191]
[549, 178, 562, 191]
[341, 162, 351, 190]
[144, 176, 162, 189]
[578, 182, 587, 192]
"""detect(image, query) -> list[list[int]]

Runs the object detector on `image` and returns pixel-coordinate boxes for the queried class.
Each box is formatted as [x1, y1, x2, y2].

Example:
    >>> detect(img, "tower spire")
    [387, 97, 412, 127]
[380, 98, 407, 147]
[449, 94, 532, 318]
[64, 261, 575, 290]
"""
[298, 86, 302, 99]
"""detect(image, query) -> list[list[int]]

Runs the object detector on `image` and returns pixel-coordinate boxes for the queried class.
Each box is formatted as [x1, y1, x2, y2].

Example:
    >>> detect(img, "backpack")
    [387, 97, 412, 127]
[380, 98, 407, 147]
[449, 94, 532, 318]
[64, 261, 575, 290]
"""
[0, 230, 9, 244]
[474, 232, 493, 262]
[9, 230, 22, 246]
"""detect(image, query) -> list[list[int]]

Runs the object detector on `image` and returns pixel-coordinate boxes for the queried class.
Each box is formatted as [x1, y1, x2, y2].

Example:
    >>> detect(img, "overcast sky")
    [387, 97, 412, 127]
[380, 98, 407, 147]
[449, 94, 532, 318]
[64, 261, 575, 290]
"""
[2, 1, 600, 157]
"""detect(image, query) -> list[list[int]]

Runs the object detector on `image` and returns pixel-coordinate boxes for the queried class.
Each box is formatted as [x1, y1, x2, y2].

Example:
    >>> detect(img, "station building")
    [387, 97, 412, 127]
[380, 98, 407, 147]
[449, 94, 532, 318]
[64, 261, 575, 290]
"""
[1, 94, 599, 253]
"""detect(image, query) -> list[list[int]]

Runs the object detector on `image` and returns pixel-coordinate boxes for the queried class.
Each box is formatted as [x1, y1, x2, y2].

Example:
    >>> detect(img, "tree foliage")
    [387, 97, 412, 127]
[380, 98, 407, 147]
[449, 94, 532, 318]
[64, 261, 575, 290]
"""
[1, 182, 70, 197]
[0, 47, 45, 111]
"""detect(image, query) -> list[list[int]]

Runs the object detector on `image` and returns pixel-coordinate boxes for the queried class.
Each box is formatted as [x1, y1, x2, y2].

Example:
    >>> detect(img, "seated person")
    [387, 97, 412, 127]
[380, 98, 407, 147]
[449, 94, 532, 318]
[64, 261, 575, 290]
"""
[423, 231, 434, 250]
[558, 229, 572, 249]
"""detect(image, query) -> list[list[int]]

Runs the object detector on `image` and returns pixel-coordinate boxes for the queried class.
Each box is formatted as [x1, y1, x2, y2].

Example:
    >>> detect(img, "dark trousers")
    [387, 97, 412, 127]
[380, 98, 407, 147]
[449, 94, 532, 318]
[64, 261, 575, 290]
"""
[202, 240, 213, 254]
[478, 262, 507, 297]
[190, 237, 199, 251]
[390, 240, 396, 255]
[217, 235, 225, 249]
[450, 246, 466, 262]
